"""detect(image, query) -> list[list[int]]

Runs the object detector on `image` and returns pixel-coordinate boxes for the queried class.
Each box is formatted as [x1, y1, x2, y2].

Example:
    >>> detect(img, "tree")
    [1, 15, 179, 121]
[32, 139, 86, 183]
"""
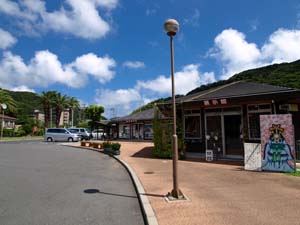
[84, 105, 104, 131]
[0, 89, 17, 113]
[67, 97, 80, 127]
[40, 91, 57, 128]
[52, 93, 69, 127]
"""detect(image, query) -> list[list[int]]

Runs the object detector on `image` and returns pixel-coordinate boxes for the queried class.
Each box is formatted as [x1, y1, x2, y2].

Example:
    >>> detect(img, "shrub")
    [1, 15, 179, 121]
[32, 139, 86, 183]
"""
[111, 143, 121, 150]
[153, 107, 186, 159]
[3, 128, 14, 137]
[103, 141, 112, 149]
[15, 128, 26, 137]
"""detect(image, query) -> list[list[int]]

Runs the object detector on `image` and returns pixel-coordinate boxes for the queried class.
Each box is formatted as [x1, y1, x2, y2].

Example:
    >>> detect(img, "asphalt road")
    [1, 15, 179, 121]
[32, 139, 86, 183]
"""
[0, 142, 145, 225]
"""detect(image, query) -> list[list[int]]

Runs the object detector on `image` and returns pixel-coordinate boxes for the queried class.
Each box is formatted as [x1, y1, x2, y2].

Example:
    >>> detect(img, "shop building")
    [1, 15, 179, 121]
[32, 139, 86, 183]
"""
[158, 81, 300, 158]
[110, 108, 163, 140]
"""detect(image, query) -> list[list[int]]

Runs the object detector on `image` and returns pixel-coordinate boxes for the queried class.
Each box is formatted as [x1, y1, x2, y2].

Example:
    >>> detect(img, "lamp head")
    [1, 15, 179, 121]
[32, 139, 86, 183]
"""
[1, 103, 7, 110]
[164, 19, 179, 36]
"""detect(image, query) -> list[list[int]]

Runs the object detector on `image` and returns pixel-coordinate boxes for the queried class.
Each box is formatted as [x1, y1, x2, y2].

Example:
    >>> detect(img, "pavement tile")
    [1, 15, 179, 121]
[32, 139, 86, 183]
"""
[116, 141, 300, 225]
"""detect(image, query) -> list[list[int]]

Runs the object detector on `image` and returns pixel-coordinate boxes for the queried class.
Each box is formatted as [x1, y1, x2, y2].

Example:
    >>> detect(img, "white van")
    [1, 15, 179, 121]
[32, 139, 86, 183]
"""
[44, 128, 80, 142]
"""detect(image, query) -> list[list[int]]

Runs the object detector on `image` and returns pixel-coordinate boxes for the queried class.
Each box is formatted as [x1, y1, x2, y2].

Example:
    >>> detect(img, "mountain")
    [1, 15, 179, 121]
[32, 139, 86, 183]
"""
[1, 89, 42, 117]
[187, 59, 300, 95]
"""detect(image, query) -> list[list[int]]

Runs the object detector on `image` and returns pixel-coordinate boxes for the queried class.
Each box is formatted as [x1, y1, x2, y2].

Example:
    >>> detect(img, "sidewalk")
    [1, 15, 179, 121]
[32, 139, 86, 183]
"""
[117, 141, 300, 225]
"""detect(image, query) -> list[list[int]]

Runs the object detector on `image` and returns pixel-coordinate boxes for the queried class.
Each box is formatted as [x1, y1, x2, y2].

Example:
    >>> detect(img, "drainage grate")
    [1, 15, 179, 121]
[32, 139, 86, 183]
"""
[144, 171, 154, 174]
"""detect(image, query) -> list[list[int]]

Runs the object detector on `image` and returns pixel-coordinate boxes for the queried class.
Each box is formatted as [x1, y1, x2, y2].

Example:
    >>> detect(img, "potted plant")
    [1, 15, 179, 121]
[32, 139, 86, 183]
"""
[111, 142, 121, 155]
[103, 141, 112, 154]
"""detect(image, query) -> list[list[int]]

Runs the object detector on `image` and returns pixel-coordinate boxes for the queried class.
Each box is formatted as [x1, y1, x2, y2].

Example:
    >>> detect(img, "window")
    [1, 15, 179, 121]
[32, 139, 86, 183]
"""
[247, 104, 271, 140]
[119, 124, 130, 138]
[144, 124, 153, 139]
[184, 115, 201, 139]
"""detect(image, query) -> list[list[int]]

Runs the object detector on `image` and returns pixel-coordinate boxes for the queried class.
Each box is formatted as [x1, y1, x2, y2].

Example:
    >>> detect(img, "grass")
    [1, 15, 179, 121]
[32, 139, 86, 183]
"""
[0, 136, 43, 142]
[285, 170, 300, 177]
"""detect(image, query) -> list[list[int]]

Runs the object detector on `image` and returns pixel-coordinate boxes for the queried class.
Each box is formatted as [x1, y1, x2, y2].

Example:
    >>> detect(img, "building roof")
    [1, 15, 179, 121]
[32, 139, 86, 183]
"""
[111, 108, 161, 122]
[163, 81, 299, 104]
[0, 114, 16, 121]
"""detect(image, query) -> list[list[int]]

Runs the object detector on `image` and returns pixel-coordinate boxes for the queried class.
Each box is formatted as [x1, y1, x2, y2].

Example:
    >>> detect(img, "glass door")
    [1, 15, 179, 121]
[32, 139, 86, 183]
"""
[224, 115, 243, 155]
[205, 115, 223, 152]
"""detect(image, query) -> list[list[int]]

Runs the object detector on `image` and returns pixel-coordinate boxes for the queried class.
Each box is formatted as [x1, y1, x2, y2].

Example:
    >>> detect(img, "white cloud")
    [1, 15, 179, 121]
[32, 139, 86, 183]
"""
[0, 50, 116, 90]
[183, 9, 200, 27]
[0, 0, 118, 39]
[209, 29, 261, 79]
[261, 29, 300, 63]
[145, 3, 159, 16]
[123, 61, 145, 69]
[73, 53, 116, 83]
[146, 9, 157, 16]
[209, 28, 300, 79]
[0, 28, 17, 49]
[94, 88, 143, 116]
[10, 86, 35, 93]
[136, 64, 216, 95]
[93, 64, 216, 116]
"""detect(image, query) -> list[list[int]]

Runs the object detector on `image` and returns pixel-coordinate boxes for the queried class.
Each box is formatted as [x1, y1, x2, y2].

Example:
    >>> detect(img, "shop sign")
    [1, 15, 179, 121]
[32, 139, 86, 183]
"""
[203, 99, 227, 106]
[126, 119, 137, 123]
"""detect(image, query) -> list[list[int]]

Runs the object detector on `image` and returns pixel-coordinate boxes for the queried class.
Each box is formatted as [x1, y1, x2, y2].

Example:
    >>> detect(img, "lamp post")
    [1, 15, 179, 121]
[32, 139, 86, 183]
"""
[164, 19, 184, 200]
[0, 103, 7, 140]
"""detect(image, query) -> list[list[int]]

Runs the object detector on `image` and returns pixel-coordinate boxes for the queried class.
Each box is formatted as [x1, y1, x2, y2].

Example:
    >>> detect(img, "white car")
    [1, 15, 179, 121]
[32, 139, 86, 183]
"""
[92, 129, 107, 139]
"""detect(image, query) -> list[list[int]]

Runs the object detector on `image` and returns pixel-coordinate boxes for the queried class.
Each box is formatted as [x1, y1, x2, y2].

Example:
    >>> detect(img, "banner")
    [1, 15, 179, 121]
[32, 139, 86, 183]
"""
[260, 114, 295, 172]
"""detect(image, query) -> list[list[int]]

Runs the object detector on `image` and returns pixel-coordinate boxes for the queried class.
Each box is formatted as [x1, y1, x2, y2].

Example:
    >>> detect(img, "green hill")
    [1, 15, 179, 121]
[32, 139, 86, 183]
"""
[1, 89, 42, 117]
[187, 59, 300, 95]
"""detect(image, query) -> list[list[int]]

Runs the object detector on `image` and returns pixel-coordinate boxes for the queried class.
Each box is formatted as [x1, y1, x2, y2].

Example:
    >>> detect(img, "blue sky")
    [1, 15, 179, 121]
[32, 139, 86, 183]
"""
[0, 0, 300, 117]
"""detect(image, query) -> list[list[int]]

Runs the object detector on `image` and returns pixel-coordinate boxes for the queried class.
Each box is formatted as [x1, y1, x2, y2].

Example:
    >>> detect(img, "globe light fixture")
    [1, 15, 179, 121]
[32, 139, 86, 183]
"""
[0, 103, 7, 140]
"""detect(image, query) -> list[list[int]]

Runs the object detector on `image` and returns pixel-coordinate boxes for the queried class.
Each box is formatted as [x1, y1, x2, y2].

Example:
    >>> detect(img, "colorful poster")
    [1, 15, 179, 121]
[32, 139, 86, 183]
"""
[260, 114, 295, 172]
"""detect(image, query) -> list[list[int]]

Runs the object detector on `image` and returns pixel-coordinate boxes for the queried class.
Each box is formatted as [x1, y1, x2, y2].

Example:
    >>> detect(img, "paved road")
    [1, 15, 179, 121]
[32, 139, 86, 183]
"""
[0, 142, 145, 225]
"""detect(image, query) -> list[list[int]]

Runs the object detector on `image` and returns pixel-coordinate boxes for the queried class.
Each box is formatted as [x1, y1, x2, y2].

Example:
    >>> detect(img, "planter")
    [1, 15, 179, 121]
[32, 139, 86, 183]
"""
[104, 147, 120, 155]
[92, 142, 102, 149]
[104, 147, 112, 154]
[81, 141, 91, 147]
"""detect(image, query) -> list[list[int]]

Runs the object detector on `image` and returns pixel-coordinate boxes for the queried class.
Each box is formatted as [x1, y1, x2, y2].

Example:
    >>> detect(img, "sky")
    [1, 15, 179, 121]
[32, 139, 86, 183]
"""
[0, 0, 300, 118]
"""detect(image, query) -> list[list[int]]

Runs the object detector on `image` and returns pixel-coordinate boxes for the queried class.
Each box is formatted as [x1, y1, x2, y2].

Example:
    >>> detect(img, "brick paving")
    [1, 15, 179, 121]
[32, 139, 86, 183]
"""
[117, 141, 300, 225]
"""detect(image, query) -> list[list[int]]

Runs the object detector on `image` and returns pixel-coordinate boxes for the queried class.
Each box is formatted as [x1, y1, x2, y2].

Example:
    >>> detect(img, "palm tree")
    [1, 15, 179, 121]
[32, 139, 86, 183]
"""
[52, 93, 69, 127]
[67, 97, 80, 127]
[40, 91, 57, 128]
[0, 89, 17, 113]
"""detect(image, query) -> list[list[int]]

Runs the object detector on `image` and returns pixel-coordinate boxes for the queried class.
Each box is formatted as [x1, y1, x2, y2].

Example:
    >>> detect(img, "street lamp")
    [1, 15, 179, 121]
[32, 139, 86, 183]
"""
[164, 19, 184, 200]
[1, 103, 7, 140]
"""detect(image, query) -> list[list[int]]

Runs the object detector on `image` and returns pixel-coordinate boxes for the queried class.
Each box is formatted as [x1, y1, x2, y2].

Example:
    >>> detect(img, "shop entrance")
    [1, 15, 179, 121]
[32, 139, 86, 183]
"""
[224, 115, 243, 156]
[205, 107, 243, 157]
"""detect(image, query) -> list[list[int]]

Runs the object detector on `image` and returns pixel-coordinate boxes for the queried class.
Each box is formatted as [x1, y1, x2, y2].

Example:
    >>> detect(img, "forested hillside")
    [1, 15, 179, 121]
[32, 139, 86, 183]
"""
[187, 59, 300, 95]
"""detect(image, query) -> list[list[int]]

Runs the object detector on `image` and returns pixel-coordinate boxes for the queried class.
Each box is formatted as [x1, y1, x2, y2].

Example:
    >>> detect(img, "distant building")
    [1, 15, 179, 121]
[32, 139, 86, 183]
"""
[0, 114, 16, 129]
[32, 109, 45, 123]
[59, 109, 70, 126]
[109, 108, 165, 140]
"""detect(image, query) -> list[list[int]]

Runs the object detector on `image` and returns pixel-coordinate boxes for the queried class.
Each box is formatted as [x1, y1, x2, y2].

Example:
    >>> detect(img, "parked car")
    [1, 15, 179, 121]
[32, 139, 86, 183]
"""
[92, 129, 107, 140]
[67, 128, 92, 140]
[44, 128, 80, 142]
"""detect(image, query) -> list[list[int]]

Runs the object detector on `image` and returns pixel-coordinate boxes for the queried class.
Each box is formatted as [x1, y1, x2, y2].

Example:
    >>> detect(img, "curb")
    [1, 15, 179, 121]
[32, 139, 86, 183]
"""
[112, 155, 159, 225]
[62, 144, 159, 225]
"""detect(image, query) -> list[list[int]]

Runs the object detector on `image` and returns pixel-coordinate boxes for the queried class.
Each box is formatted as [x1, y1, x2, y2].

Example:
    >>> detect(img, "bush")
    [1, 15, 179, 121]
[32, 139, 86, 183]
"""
[111, 143, 121, 150]
[3, 128, 14, 137]
[103, 141, 112, 149]
[152, 107, 186, 159]
[15, 128, 26, 137]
